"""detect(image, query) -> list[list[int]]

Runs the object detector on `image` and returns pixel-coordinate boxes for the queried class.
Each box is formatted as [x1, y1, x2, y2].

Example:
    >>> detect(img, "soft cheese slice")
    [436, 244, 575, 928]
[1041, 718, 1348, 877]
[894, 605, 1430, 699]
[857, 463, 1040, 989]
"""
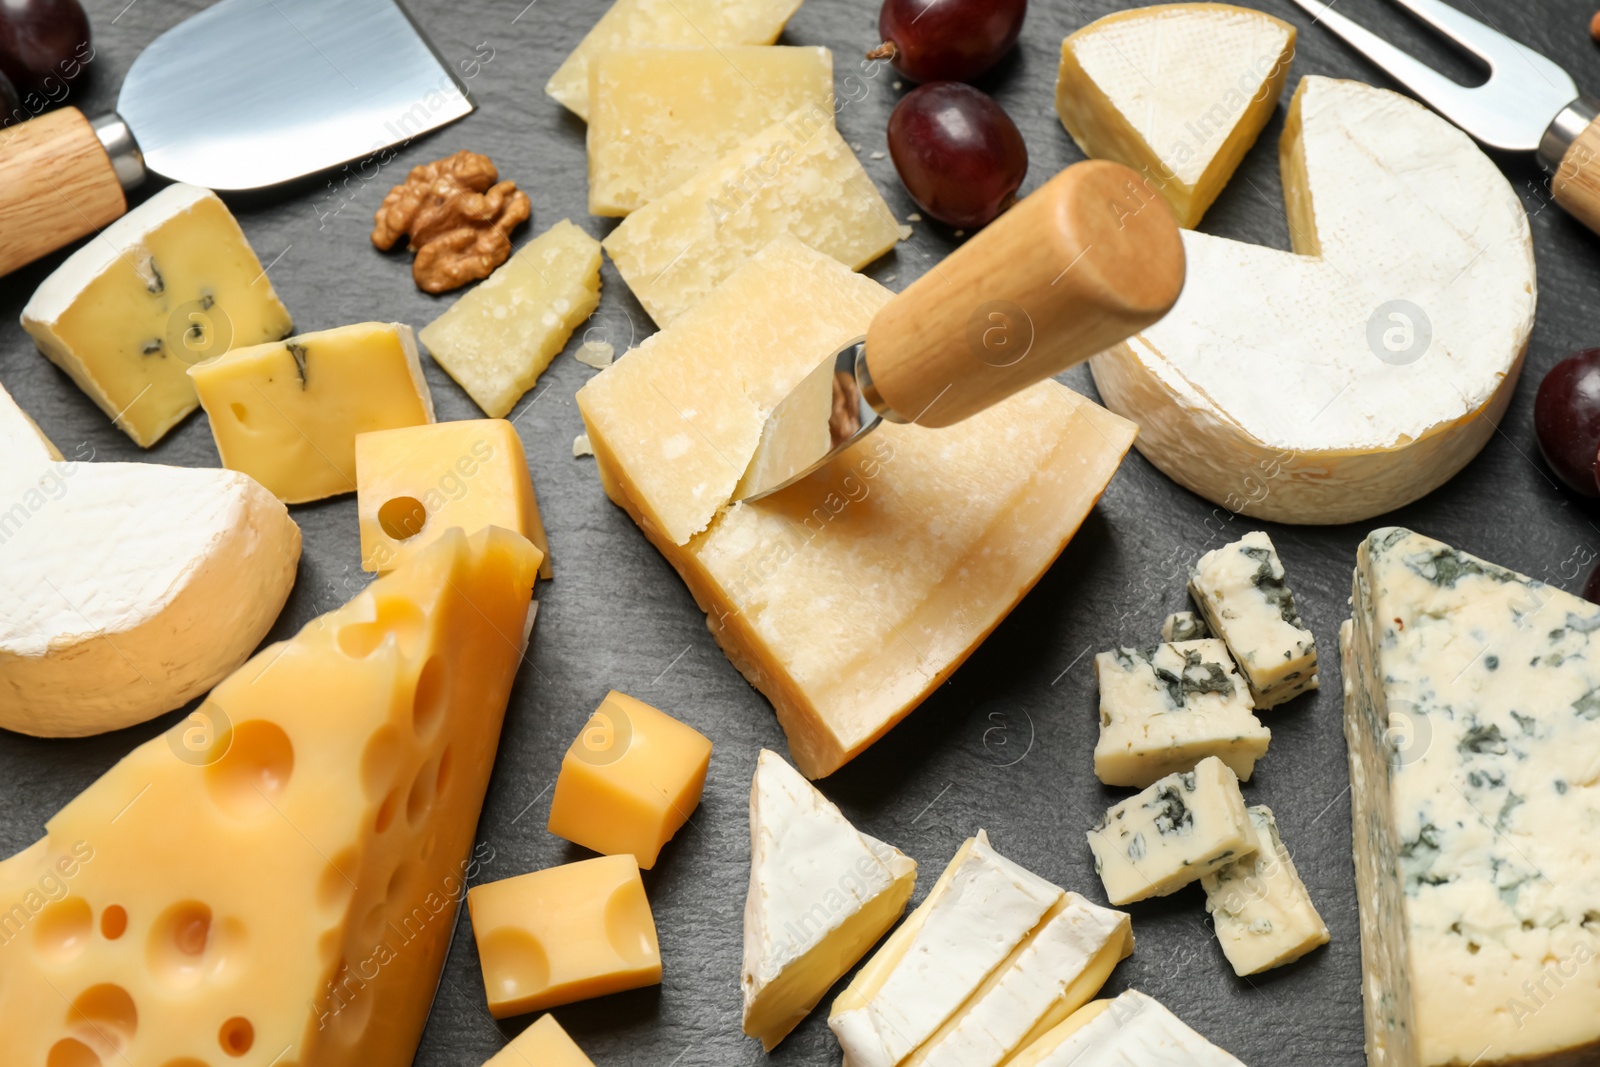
[0, 462, 300, 737]
[742, 750, 917, 1050]
[1202, 804, 1329, 975]
[1344, 528, 1600, 1067]
[1056, 4, 1295, 227]
[1091, 76, 1536, 524]
[0, 526, 541, 1065]
[0, 381, 61, 474]
[587, 46, 834, 215]
[420, 219, 602, 418]
[577, 238, 1136, 777]
[1010, 991, 1248, 1067]
[21, 184, 293, 447]
[830, 831, 1064, 1067]
[546, 0, 804, 120]
[604, 108, 902, 326]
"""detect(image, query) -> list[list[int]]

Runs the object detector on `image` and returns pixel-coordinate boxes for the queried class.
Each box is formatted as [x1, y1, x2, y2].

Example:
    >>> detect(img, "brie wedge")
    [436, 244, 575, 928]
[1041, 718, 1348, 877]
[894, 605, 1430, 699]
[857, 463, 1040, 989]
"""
[1009, 990, 1248, 1067]
[0, 382, 61, 474]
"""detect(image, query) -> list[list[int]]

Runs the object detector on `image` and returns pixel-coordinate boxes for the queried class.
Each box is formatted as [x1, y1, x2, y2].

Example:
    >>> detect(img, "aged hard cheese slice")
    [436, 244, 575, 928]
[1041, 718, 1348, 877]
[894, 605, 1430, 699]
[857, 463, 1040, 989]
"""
[1344, 528, 1600, 1067]
[483, 1015, 595, 1067]
[604, 108, 902, 326]
[546, 0, 803, 120]
[21, 183, 293, 447]
[1010, 990, 1248, 1067]
[0, 526, 541, 1065]
[1190, 531, 1317, 708]
[587, 46, 834, 215]
[1091, 76, 1536, 524]
[577, 238, 1136, 777]
[1056, 4, 1295, 227]
[1202, 804, 1329, 975]
[742, 750, 917, 1050]
[0, 462, 299, 737]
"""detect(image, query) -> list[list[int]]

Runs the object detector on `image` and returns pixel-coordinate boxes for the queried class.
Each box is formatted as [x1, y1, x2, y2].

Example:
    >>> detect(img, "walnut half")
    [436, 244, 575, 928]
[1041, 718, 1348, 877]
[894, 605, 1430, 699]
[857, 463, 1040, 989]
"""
[372, 150, 532, 294]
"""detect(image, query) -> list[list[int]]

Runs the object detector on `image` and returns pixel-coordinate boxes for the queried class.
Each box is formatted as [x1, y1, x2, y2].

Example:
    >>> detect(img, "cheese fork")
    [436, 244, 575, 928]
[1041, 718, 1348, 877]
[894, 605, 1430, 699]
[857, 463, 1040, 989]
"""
[1286, 0, 1600, 234]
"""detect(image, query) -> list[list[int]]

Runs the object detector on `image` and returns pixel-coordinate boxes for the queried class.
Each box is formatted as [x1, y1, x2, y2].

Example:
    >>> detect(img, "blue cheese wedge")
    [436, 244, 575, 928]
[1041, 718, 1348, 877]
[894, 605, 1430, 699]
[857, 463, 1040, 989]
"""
[1009, 990, 1248, 1067]
[1093, 640, 1271, 787]
[1086, 756, 1256, 905]
[1202, 805, 1329, 975]
[1190, 531, 1317, 707]
[1161, 610, 1209, 641]
[1344, 528, 1600, 1067]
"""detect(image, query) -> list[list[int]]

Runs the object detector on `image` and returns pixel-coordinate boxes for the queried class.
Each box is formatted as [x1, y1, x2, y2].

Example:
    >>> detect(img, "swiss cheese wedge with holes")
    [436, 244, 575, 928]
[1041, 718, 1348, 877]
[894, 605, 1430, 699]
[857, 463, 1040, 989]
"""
[0, 526, 540, 1066]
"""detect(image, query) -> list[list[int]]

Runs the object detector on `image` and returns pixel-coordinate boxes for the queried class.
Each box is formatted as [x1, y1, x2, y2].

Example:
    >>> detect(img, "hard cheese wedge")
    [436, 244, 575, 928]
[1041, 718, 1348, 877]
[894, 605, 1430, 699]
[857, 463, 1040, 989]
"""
[21, 184, 293, 447]
[742, 750, 917, 1050]
[1091, 76, 1536, 524]
[576, 237, 1136, 777]
[1344, 528, 1600, 1067]
[0, 462, 300, 738]
[546, 0, 804, 121]
[1056, 4, 1295, 227]
[1202, 804, 1329, 976]
[483, 1015, 595, 1067]
[587, 46, 834, 216]
[190, 321, 435, 503]
[420, 219, 602, 418]
[1010, 991, 1248, 1067]
[0, 526, 541, 1066]
[603, 108, 902, 326]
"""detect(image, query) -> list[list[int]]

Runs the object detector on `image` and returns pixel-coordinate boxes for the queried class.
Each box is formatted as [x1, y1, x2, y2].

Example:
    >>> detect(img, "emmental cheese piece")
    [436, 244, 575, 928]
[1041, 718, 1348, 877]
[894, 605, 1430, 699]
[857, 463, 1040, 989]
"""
[1202, 805, 1329, 976]
[546, 691, 713, 869]
[586, 46, 835, 216]
[603, 107, 902, 326]
[1086, 756, 1256, 905]
[1090, 76, 1537, 524]
[1344, 528, 1600, 1067]
[546, 0, 804, 121]
[483, 1015, 596, 1067]
[420, 219, 602, 418]
[1190, 531, 1317, 708]
[355, 419, 552, 578]
[577, 238, 1136, 778]
[0, 462, 300, 737]
[21, 184, 293, 447]
[467, 855, 662, 1018]
[1010, 991, 1249, 1067]
[0, 526, 542, 1065]
[190, 322, 435, 504]
[1056, 4, 1295, 227]
[742, 750, 917, 1051]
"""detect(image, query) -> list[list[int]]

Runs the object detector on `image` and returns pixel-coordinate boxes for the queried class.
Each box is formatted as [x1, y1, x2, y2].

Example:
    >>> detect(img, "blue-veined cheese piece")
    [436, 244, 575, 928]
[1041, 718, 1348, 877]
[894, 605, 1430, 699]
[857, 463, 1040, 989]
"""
[1190, 530, 1318, 707]
[1009, 989, 1249, 1067]
[1162, 610, 1209, 641]
[1202, 804, 1329, 975]
[1344, 528, 1600, 1067]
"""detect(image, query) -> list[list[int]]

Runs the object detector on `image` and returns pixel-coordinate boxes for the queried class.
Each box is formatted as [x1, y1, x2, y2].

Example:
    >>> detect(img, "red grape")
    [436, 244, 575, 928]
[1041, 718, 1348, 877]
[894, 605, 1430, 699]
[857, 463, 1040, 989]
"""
[0, 0, 92, 95]
[0, 69, 17, 126]
[1534, 347, 1600, 498]
[887, 82, 1027, 230]
[1584, 560, 1600, 605]
[870, 0, 1027, 84]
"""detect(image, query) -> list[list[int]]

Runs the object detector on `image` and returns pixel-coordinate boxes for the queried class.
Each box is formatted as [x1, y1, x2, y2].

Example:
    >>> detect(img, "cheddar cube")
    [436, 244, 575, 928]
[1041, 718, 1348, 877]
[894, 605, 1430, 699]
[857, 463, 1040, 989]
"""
[356, 419, 552, 578]
[468, 855, 662, 1017]
[587, 46, 834, 215]
[547, 691, 712, 869]
[484, 1015, 596, 1067]
[189, 321, 435, 503]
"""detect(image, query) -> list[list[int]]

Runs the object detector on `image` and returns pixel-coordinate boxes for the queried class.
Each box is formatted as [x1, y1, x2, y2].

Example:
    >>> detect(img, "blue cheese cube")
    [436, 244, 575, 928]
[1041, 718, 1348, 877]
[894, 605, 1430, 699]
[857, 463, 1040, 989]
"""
[1202, 805, 1329, 975]
[1160, 610, 1208, 642]
[1093, 640, 1271, 787]
[1189, 531, 1317, 707]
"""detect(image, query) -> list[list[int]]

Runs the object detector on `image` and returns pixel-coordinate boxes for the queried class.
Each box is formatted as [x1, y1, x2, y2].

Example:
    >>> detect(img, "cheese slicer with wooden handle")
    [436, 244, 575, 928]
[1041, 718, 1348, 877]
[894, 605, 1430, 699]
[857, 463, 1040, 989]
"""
[734, 159, 1185, 502]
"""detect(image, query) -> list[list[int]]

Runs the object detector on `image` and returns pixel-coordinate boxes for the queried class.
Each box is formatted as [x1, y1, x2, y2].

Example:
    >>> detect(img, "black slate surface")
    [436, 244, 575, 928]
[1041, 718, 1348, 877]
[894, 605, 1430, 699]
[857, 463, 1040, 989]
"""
[3, 0, 1599, 1063]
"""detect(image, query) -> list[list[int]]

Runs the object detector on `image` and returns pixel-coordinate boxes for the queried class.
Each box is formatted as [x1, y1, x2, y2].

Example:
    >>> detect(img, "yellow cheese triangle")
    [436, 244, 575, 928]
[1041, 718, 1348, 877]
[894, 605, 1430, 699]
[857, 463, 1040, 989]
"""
[0, 526, 541, 1066]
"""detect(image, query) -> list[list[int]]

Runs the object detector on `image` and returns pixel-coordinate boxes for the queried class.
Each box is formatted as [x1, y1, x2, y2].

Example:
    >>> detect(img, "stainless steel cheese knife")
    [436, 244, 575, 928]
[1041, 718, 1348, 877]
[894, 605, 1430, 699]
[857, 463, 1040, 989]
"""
[0, 0, 472, 277]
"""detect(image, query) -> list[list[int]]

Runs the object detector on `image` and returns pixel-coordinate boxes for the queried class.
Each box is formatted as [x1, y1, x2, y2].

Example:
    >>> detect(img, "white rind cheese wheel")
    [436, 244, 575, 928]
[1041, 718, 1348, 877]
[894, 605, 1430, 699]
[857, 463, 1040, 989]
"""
[0, 462, 301, 737]
[1091, 76, 1536, 524]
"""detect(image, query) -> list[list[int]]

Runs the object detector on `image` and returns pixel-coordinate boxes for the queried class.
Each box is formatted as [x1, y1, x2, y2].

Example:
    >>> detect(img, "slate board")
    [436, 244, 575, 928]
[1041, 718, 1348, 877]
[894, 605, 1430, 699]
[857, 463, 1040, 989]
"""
[3, 0, 1599, 1063]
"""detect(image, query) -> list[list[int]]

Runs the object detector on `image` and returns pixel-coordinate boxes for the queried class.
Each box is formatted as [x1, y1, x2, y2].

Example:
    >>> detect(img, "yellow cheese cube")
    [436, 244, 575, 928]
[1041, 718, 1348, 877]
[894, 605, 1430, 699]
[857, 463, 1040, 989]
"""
[604, 108, 903, 326]
[420, 219, 602, 419]
[577, 238, 1137, 777]
[21, 184, 293, 447]
[468, 855, 662, 1018]
[0, 526, 542, 1065]
[190, 321, 435, 504]
[355, 419, 553, 578]
[546, 0, 803, 121]
[547, 691, 712, 869]
[587, 46, 834, 216]
[484, 1015, 596, 1067]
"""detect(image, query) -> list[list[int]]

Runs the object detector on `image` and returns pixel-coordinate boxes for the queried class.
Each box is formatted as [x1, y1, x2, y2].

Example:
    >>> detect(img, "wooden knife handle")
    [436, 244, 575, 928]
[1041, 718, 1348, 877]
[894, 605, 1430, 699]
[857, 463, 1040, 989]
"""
[1552, 112, 1600, 237]
[862, 159, 1184, 429]
[0, 107, 127, 277]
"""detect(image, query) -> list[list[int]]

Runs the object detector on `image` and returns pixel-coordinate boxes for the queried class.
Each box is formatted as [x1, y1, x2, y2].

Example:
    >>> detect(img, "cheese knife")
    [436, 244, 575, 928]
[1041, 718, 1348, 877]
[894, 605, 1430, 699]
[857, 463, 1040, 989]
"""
[735, 159, 1185, 502]
[0, 0, 472, 277]
[1286, 0, 1600, 236]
